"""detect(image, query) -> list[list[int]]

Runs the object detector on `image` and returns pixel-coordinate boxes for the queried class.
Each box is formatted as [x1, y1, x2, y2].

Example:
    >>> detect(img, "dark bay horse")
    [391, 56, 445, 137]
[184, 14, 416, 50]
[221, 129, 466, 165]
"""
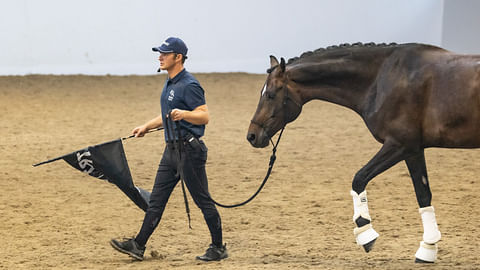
[247, 42, 480, 263]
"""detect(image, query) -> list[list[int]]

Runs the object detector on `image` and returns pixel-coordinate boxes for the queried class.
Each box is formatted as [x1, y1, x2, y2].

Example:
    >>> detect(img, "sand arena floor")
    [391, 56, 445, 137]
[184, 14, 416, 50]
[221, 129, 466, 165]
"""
[0, 74, 479, 269]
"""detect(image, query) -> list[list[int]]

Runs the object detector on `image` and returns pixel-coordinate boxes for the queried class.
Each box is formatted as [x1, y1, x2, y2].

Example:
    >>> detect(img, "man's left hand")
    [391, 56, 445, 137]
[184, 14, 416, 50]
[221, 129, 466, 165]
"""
[170, 108, 186, 121]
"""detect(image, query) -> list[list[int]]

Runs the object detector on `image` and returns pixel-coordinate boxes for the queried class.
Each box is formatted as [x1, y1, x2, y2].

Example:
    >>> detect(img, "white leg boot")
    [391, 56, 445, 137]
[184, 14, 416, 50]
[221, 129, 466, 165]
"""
[351, 190, 379, 252]
[415, 206, 441, 263]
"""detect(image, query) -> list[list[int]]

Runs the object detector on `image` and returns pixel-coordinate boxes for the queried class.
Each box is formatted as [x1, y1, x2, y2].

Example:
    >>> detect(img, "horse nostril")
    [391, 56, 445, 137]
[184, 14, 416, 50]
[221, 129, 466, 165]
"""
[247, 133, 256, 142]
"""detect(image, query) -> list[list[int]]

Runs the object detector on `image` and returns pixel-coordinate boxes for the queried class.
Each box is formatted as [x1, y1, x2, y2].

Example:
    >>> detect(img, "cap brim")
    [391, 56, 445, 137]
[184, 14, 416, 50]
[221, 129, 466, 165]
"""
[152, 47, 174, 53]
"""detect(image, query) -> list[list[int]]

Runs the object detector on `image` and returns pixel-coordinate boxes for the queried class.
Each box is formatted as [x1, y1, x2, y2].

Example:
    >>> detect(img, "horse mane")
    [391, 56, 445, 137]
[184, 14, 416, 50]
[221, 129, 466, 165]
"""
[286, 42, 399, 65]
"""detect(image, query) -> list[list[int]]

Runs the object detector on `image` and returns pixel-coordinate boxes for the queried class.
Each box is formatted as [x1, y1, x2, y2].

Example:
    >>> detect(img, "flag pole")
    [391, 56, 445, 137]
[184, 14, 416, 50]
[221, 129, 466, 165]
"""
[32, 154, 70, 167]
[33, 127, 164, 167]
[121, 127, 164, 140]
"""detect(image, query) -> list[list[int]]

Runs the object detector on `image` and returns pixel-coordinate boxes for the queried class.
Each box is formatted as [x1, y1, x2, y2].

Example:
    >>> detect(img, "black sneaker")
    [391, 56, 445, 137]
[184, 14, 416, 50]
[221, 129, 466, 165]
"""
[110, 238, 145, 261]
[196, 243, 228, 261]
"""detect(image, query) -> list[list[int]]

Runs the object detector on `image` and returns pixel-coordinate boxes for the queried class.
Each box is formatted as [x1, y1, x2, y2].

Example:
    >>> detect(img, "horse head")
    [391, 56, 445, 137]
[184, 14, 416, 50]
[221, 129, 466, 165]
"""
[247, 56, 302, 148]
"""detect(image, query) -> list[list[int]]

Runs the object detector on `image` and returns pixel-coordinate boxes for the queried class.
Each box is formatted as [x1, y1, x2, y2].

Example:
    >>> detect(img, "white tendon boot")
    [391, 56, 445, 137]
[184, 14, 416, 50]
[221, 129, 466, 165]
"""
[415, 206, 441, 263]
[351, 190, 379, 252]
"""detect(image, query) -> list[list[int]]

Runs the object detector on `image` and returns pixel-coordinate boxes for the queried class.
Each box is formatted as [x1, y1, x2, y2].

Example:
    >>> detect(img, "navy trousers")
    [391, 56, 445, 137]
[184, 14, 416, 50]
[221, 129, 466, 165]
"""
[135, 139, 222, 247]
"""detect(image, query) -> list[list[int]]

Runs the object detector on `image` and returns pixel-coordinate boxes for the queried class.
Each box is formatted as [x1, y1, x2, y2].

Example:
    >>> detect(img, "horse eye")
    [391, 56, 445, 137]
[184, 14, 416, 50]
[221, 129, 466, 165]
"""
[266, 92, 276, 99]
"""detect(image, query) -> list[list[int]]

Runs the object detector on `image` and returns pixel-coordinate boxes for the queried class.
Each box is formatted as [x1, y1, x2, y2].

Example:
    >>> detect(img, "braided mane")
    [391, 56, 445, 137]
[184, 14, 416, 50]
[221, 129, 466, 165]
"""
[287, 42, 399, 65]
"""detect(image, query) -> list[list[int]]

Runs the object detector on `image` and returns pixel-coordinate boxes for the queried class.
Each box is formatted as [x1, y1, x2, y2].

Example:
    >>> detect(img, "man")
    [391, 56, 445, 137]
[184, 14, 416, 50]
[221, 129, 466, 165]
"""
[110, 37, 227, 262]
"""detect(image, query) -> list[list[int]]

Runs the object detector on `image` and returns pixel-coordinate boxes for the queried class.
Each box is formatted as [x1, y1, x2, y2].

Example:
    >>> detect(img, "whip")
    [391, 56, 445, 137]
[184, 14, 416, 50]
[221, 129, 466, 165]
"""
[121, 127, 164, 140]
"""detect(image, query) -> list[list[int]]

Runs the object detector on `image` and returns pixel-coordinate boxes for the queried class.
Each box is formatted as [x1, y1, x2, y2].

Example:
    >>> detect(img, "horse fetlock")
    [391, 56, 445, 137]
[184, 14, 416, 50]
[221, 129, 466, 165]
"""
[415, 241, 438, 263]
[353, 223, 379, 247]
[355, 216, 371, 227]
[419, 206, 441, 244]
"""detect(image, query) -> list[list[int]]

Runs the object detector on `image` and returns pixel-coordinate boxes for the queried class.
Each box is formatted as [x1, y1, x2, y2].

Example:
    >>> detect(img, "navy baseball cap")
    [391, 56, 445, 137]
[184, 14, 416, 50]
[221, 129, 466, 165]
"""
[152, 37, 188, 56]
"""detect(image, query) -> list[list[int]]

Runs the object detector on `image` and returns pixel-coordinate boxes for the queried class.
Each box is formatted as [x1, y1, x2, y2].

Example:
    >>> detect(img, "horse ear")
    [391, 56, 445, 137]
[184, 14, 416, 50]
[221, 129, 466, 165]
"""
[280, 57, 286, 72]
[270, 55, 279, 68]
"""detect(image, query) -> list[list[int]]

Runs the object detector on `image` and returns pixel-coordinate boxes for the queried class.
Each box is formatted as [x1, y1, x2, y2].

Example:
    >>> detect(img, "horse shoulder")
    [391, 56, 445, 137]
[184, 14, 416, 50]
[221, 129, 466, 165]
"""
[360, 48, 442, 145]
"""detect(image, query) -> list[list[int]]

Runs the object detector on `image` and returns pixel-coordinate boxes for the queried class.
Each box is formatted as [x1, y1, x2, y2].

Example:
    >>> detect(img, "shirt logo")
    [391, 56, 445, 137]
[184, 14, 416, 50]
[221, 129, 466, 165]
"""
[168, 89, 175, 101]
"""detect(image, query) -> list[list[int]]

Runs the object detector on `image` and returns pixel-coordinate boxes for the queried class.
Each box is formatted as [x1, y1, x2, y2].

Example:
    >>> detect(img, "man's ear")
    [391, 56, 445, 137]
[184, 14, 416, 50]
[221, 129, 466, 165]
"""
[175, 53, 183, 62]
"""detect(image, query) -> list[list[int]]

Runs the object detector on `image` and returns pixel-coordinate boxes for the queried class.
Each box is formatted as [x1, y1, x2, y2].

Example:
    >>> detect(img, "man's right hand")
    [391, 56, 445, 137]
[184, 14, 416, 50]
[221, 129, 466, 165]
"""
[132, 125, 149, 137]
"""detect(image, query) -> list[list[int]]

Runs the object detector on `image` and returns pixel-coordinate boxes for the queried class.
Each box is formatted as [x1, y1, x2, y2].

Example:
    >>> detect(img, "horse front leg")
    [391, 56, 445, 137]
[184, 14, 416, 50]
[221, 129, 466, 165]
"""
[405, 152, 441, 263]
[351, 140, 409, 252]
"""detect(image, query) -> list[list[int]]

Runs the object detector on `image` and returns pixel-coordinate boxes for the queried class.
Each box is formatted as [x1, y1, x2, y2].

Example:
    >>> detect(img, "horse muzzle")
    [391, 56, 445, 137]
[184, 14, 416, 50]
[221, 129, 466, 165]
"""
[246, 127, 270, 148]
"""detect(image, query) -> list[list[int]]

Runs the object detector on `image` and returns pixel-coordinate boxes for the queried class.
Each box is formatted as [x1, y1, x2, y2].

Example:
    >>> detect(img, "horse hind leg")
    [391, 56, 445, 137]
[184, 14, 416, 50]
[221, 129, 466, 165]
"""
[405, 152, 441, 263]
[351, 140, 409, 252]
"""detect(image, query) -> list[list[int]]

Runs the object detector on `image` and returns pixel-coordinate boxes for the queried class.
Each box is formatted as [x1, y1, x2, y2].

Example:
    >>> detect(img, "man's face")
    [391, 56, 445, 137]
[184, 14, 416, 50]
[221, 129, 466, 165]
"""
[159, 52, 179, 71]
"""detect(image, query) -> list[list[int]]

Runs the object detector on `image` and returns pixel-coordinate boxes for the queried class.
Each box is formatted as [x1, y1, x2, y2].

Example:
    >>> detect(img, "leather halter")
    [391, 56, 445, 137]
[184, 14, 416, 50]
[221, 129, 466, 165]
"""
[250, 84, 302, 137]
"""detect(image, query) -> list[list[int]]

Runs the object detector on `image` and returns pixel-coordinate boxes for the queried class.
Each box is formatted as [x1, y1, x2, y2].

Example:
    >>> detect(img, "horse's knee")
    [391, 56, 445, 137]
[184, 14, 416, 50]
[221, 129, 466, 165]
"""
[352, 171, 367, 193]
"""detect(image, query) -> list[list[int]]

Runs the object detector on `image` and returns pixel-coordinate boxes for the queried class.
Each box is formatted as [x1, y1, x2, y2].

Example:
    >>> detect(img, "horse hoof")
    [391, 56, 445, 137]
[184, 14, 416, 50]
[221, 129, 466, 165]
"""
[362, 238, 376, 253]
[414, 241, 437, 263]
[355, 225, 379, 252]
[415, 258, 434, 264]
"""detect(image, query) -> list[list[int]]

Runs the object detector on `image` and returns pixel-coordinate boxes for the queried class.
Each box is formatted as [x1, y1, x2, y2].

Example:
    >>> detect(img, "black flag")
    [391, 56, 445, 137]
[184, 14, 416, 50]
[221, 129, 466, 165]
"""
[34, 139, 150, 212]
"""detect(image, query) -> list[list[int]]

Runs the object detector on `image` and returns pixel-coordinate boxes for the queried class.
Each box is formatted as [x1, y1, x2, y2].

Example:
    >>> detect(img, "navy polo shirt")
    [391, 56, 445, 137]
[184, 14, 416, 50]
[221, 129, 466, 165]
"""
[161, 69, 206, 140]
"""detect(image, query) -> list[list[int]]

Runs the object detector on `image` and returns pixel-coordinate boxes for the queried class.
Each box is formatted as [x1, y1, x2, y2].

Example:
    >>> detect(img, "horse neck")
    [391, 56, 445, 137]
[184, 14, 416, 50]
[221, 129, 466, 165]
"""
[295, 80, 368, 115]
[288, 49, 393, 115]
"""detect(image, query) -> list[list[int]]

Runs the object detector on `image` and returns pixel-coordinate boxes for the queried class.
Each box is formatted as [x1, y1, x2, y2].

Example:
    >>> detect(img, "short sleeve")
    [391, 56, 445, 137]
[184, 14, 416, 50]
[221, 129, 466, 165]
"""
[183, 83, 206, 110]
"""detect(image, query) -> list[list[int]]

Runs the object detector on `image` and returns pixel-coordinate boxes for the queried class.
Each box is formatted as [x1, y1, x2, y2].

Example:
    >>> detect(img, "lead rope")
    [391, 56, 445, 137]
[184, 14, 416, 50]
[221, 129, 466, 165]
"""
[165, 111, 192, 229]
[208, 126, 284, 208]
[184, 124, 284, 209]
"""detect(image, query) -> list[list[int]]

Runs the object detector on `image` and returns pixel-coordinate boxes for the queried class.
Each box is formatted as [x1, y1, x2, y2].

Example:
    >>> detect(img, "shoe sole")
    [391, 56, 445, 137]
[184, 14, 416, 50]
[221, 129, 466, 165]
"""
[196, 253, 228, 262]
[110, 240, 144, 261]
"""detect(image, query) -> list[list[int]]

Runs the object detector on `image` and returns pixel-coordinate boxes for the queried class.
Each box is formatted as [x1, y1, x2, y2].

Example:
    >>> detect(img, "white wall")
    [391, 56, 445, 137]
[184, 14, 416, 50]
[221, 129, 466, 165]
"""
[442, 0, 480, 54]
[0, 0, 443, 75]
